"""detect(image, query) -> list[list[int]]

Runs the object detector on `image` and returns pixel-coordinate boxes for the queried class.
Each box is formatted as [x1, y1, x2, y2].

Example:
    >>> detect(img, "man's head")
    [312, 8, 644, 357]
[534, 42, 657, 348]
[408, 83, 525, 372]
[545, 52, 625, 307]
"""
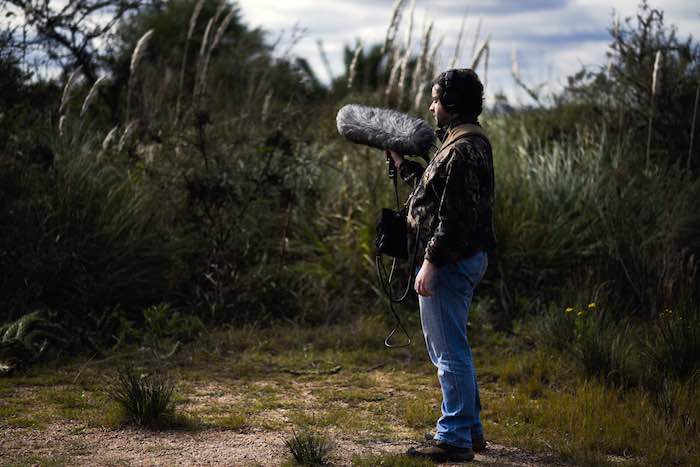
[429, 68, 484, 127]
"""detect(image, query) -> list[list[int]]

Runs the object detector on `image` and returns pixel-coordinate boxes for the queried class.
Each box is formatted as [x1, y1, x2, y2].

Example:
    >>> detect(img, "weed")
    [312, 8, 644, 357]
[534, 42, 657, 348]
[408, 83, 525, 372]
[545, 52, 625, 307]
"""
[284, 429, 332, 466]
[106, 366, 180, 429]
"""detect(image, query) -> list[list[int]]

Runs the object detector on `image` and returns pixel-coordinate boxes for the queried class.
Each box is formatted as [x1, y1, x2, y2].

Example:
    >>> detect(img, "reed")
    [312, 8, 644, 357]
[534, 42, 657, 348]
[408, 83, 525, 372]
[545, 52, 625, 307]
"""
[396, 0, 415, 103]
[470, 35, 490, 70]
[410, 20, 433, 110]
[80, 76, 108, 118]
[483, 40, 490, 89]
[347, 40, 363, 89]
[385, 46, 403, 97]
[59, 66, 82, 115]
[261, 90, 273, 123]
[511, 43, 520, 79]
[130, 30, 154, 77]
[470, 18, 483, 60]
[58, 115, 66, 137]
[428, 35, 444, 83]
[316, 39, 335, 83]
[127, 29, 154, 118]
[118, 121, 138, 152]
[448, 14, 467, 69]
[382, 0, 405, 56]
[176, 0, 205, 122]
[196, 5, 237, 103]
[646, 50, 662, 169]
[102, 125, 119, 151]
[688, 77, 700, 171]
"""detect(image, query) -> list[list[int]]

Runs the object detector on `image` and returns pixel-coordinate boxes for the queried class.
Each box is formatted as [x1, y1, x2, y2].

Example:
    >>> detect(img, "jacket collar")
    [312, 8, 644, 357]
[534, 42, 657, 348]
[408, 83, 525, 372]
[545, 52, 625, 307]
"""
[436, 115, 479, 142]
[435, 118, 485, 155]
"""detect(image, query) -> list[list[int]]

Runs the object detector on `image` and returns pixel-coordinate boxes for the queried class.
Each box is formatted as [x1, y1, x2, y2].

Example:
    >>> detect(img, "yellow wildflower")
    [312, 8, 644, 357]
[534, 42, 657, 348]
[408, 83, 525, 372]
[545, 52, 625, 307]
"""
[564, 307, 574, 314]
[577, 311, 584, 317]
[587, 302, 596, 309]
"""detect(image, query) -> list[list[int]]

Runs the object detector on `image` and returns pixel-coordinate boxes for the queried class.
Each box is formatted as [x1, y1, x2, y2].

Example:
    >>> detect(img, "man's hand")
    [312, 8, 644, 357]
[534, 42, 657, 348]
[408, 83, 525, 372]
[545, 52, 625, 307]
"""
[386, 149, 404, 169]
[415, 259, 437, 297]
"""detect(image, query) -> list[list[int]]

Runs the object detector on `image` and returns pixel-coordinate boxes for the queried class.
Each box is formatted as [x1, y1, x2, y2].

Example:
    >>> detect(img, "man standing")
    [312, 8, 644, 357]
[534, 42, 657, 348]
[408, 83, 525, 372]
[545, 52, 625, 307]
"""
[387, 68, 496, 463]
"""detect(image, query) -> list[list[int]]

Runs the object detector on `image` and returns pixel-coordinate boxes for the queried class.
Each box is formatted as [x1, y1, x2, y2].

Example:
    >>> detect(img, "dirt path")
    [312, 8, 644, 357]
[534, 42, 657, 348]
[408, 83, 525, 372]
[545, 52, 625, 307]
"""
[1, 421, 565, 466]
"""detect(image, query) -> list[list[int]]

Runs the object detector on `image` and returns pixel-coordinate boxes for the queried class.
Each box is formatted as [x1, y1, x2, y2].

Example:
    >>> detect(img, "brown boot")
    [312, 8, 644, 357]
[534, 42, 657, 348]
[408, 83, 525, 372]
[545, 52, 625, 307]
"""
[424, 432, 487, 453]
[407, 441, 475, 462]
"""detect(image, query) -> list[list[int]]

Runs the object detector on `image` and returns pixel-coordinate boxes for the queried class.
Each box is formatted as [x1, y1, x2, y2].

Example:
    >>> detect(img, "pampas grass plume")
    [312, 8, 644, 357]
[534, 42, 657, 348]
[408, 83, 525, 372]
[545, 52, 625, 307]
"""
[118, 121, 138, 152]
[187, 0, 205, 42]
[102, 125, 119, 151]
[651, 50, 661, 96]
[59, 66, 82, 115]
[471, 35, 490, 70]
[130, 30, 154, 76]
[382, 0, 405, 56]
[80, 76, 108, 118]
[347, 40, 363, 89]
[58, 115, 66, 137]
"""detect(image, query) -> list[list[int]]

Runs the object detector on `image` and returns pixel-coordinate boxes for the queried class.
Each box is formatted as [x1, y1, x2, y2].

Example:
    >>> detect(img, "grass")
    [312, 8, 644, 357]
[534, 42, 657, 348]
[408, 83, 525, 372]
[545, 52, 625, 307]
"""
[0, 314, 698, 466]
[105, 366, 195, 429]
[352, 453, 433, 466]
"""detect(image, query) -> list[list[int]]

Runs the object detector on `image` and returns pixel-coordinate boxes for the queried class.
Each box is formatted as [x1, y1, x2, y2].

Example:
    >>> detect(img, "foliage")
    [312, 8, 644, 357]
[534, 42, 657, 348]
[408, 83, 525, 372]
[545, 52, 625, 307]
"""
[0, 310, 70, 375]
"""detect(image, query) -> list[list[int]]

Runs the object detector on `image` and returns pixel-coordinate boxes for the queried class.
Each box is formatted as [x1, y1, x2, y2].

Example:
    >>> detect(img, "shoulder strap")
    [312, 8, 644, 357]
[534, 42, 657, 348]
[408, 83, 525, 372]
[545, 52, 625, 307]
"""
[436, 123, 491, 157]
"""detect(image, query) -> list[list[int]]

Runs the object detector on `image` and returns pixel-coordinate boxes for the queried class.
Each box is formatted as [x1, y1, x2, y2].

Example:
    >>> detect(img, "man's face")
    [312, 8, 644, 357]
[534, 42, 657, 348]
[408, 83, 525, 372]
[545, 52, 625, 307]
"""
[429, 84, 453, 127]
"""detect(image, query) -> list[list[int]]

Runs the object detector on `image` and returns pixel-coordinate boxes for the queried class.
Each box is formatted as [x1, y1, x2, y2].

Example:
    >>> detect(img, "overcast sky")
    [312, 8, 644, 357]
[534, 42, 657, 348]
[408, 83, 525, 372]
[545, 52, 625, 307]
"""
[236, 0, 700, 105]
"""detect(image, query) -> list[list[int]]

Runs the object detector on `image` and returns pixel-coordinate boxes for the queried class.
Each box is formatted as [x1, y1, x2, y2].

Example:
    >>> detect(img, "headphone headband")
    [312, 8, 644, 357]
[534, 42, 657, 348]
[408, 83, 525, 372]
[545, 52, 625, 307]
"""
[441, 69, 459, 113]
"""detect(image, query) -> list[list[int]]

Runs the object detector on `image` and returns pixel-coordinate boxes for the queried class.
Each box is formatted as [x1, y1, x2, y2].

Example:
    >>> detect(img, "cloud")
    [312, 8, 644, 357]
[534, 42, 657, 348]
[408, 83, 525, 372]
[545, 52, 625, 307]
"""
[238, 0, 699, 103]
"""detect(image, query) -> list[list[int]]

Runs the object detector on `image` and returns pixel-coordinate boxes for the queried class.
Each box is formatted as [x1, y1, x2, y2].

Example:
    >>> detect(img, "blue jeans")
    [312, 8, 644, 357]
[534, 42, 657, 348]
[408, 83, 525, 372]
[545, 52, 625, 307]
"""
[416, 251, 488, 449]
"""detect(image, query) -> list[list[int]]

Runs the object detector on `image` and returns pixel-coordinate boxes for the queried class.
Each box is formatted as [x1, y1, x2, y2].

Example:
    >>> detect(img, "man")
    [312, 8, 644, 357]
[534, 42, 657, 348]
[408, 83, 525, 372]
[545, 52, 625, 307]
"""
[387, 68, 496, 463]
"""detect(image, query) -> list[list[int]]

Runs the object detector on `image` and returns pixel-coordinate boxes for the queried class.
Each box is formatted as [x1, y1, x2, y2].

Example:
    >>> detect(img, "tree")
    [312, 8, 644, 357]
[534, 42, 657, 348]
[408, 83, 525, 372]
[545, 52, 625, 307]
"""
[1, 0, 154, 81]
[565, 1, 700, 169]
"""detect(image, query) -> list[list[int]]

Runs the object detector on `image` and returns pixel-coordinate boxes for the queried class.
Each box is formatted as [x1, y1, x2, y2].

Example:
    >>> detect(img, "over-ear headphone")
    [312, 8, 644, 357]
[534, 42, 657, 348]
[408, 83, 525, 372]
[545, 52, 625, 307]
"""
[441, 69, 460, 113]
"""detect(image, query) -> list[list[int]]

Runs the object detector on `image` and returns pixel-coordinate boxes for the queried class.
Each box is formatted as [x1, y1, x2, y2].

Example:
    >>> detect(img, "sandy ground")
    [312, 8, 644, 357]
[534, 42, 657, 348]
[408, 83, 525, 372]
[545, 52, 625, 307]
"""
[1, 421, 566, 466]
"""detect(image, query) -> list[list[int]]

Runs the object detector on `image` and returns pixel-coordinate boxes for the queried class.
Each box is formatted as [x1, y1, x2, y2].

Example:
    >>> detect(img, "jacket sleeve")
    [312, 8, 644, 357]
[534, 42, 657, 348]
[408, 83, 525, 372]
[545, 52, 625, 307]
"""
[398, 159, 425, 186]
[424, 144, 484, 266]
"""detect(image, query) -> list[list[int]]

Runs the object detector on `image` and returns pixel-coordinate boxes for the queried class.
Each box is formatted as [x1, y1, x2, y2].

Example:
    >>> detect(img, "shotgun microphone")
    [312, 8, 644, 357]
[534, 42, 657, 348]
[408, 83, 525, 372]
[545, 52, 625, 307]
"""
[336, 104, 435, 162]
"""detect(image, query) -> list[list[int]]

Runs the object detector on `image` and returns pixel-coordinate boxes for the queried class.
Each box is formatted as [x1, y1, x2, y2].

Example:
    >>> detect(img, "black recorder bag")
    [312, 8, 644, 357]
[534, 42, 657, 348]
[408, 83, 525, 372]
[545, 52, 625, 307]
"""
[376, 207, 408, 259]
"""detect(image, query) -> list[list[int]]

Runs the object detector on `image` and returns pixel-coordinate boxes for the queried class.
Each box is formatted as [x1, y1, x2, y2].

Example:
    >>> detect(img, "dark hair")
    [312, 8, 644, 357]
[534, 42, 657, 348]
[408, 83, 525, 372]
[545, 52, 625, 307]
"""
[432, 68, 484, 120]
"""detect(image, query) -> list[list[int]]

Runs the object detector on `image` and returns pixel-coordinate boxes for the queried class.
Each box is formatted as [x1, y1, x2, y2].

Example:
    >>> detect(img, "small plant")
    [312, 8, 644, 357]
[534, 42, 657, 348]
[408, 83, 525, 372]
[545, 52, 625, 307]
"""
[284, 429, 332, 466]
[106, 366, 177, 429]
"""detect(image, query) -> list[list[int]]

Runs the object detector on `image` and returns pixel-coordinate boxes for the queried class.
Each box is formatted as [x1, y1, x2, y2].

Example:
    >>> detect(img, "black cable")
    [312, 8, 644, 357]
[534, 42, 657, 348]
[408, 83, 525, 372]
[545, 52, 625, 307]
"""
[375, 161, 421, 348]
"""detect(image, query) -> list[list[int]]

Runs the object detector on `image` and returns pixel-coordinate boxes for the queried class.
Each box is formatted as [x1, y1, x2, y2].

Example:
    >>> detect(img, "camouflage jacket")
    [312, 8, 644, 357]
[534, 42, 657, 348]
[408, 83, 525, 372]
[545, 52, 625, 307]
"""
[399, 121, 497, 267]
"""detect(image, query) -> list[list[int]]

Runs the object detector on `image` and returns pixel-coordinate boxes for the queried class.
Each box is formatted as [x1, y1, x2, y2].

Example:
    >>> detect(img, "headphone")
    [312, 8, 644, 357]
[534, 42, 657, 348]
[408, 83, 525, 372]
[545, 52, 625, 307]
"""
[440, 69, 460, 114]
